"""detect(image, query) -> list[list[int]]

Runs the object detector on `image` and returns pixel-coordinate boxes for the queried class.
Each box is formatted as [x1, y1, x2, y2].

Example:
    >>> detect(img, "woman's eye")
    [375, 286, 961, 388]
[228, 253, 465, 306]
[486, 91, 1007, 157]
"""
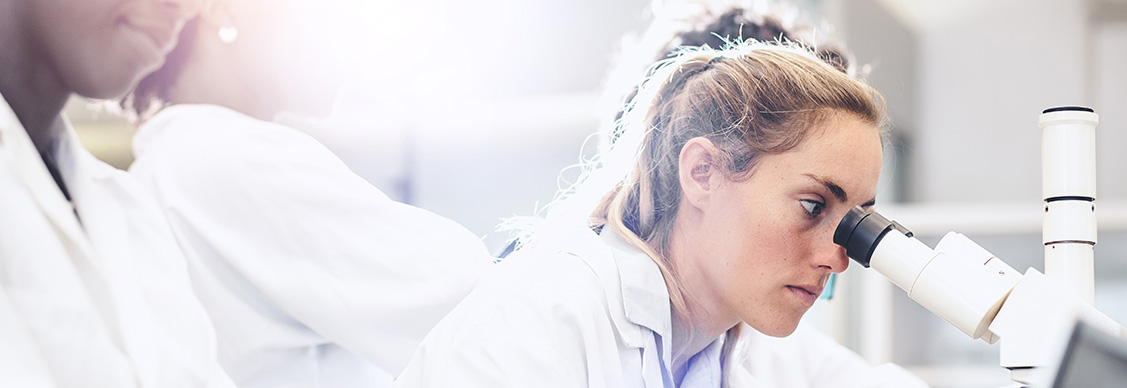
[800, 199, 824, 217]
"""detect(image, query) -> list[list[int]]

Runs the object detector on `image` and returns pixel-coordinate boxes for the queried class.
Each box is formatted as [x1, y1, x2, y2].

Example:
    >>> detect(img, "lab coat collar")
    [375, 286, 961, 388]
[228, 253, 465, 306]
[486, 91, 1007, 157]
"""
[0, 92, 89, 240]
[556, 226, 673, 348]
[600, 231, 728, 387]
[557, 226, 678, 386]
[601, 228, 674, 345]
[0, 92, 135, 350]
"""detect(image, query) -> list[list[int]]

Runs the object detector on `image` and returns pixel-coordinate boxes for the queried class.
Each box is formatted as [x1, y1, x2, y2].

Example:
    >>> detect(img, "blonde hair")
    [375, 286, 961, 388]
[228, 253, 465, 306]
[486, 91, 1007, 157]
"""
[507, 41, 885, 320]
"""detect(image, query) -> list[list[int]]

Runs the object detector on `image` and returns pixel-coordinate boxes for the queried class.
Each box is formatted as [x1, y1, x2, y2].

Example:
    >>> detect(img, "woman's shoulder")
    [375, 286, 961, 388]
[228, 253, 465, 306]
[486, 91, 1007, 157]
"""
[397, 233, 638, 386]
[133, 104, 328, 165]
[129, 104, 348, 186]
[491, 229, 623, 297]
[485, 248, 611, 305]
[399, 248, 624, 386]
[403, 249, 622, 378]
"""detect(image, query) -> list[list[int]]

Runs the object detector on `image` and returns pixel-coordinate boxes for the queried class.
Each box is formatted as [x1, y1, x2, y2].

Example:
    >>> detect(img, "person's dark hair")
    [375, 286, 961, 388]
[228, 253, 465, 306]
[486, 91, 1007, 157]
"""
[659, 7, 852, 74]
[607, 4, 858, 142]
[117, 17, 201, 121]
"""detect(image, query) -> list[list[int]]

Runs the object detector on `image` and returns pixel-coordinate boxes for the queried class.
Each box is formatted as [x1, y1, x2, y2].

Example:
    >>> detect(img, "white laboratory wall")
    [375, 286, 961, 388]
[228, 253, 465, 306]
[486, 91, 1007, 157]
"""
[1096, 20, 1127, 198]
[839, 0, 1127, 204]
[409, 93, 602, 253]
[912, 0, 1096, 203]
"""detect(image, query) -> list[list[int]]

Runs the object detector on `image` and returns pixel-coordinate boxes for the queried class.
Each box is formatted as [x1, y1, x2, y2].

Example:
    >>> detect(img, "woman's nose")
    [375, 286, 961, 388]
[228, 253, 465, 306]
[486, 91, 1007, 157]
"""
[812, 235, 850, 273]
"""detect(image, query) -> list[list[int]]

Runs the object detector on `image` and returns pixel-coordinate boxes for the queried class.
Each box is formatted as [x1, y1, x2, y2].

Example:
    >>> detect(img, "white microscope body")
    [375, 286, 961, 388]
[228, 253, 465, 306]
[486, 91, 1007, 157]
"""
[833, 107, 1127, 385]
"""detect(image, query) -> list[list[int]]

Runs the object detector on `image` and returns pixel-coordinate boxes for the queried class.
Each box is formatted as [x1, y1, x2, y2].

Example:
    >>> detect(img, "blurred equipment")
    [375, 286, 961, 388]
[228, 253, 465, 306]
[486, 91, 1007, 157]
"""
[1049, 320, 1127, 388]
[833, 107, 1127, 385]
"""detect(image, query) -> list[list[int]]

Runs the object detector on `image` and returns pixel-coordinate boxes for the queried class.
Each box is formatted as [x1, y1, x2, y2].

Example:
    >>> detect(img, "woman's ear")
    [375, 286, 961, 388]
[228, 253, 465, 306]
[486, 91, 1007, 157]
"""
[679, 137, 723, 211]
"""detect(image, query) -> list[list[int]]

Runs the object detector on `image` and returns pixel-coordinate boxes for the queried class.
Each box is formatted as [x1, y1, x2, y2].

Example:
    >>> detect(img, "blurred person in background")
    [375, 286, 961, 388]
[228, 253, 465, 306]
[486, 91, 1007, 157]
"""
[0, 0, 240, 386]
[120, 1, 493, 387]
[396, 40, 890, 387]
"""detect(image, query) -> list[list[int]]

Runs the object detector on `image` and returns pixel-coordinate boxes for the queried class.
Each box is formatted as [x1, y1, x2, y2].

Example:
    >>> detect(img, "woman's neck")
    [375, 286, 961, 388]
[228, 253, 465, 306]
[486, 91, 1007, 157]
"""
[670, 310, 726, 383]
[1, 18, 75, 202]
[665, 222, 740, 382]
[0, 10, 71, 154]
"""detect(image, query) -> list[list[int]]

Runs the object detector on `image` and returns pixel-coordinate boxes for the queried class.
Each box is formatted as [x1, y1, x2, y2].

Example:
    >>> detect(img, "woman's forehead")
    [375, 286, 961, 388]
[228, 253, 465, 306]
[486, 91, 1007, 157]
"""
[763, 117, 883, 195]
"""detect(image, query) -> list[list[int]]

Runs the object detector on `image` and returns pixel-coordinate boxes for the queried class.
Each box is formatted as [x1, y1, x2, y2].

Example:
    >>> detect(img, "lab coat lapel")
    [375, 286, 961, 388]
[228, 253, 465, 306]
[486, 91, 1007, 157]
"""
[0, 95, 91, 254]
[600, 230, 678, 387]
[0, 95, 132, 353]
[65, 127, 131, 268]
[561, 228, 677, 387]
[61, 127, 151, 363]
[641, 333, 675, 388]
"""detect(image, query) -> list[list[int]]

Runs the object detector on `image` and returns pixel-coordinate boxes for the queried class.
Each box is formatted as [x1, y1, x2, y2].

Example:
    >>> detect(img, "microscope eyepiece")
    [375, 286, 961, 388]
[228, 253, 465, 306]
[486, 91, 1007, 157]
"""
[833, 206, 912, 268]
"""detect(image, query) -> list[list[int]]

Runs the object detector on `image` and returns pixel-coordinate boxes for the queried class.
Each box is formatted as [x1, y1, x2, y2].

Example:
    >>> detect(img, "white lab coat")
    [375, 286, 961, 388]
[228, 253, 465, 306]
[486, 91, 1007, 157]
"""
[395, 227, 727, 387]
[728, 322, 929, 387]
[129, 104, 494, 388]
[0, 93, 236, 388]
[0, 286, 55, 387]
[395, 226, 929, 387]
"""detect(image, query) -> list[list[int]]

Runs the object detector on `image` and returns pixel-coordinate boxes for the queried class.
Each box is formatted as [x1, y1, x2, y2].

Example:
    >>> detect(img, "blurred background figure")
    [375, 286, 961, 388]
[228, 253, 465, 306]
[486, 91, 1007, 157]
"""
[0, 0, 240, 387]
[120, 1, 493, 387]
[60, 0, 1127, 387]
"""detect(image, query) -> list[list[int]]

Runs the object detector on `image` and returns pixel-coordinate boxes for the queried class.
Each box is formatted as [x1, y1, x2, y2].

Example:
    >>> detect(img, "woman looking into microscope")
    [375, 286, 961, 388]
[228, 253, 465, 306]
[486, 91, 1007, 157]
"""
[595, 3, 926, 386]
[395, 40, 890, 387]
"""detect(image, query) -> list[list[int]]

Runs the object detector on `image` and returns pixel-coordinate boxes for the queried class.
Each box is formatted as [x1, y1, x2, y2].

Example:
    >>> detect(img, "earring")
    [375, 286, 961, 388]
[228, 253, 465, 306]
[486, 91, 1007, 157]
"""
[218, 25, 239, 44]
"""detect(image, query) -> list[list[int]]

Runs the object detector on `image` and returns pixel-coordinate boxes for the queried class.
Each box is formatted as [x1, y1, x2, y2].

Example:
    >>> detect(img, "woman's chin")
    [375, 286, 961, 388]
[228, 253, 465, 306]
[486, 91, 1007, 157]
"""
[746, 317, 801, 338]
[69, 67, 146, 101]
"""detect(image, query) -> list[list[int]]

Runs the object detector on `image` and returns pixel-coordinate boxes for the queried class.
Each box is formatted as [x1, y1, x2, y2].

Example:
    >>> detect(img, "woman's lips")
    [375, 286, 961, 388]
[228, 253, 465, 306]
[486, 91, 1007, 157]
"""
[120, 17, 178, 54]
[787, 285, 822, 306]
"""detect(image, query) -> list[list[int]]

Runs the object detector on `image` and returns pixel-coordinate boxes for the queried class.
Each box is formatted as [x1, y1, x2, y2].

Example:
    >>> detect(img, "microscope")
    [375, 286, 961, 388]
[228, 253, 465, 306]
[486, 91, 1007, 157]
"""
[833, 107, 1127, 385]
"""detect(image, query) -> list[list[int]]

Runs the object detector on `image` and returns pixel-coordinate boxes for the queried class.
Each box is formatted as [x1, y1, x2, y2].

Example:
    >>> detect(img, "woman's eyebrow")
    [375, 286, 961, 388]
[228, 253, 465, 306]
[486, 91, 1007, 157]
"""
[804, 173, 876, 207]
[805, 173, 848, 203]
